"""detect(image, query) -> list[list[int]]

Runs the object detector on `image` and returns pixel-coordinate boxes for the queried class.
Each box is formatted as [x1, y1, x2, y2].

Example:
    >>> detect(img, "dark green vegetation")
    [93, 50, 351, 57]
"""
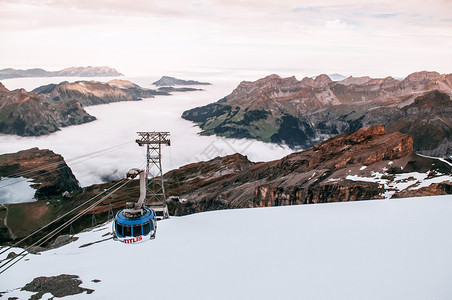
[270, 115, 315, 148]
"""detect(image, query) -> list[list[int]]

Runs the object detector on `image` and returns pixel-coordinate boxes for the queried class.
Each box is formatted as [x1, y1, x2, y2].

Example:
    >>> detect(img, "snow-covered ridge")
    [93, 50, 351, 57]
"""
[2, 195, 452, 299]
[347, 169, 452, 198]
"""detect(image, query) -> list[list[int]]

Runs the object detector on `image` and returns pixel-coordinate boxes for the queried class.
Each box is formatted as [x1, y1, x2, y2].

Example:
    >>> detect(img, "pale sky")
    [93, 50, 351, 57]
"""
[1, 0, 452, 78]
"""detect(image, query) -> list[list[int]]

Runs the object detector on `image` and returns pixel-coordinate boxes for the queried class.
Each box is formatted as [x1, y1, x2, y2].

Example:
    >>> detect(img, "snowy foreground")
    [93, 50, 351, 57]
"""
[2, 195, 452, 300]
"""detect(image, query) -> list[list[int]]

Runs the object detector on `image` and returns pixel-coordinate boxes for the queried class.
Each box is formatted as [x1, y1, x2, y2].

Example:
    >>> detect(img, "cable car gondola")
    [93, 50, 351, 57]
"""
[113, 168, 156, 244]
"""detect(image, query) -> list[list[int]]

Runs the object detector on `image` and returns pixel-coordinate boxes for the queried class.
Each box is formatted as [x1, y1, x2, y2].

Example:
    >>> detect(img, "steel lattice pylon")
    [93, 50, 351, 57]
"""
[136, 131, 171, 219]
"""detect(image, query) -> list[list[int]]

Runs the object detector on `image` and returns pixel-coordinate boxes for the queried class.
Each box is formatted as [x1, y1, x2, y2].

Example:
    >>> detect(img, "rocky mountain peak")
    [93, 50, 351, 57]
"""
[404, 71, 442, 83]
[313, 74, 332, 88]
[261, 74, 282, 81]
[348, 124, 386, 144]
[410, 89, 451, 108]
[382, 76, 397, 83]
[241, 74, 299, 88]
[300, 76, 315, 86]
[252, 74, 282, 87]
[339, 76, 372, 86]
[231, 74, 297, 100]
[0, 82, 8, 92]
[299, 74, 332, 88]
[0, 83, 40, 105]
[107, 79, 139, 89]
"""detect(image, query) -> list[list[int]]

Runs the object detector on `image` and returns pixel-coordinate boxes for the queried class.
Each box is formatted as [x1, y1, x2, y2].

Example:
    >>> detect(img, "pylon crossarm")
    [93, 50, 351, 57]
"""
[136, 132, 170, 146]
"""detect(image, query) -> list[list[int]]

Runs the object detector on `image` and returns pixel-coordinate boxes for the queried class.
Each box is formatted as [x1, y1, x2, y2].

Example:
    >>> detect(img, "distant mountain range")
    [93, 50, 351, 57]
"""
[182, 71, 452, 157]
[0, 66, 123, 80]
[323, 73, 347, 81]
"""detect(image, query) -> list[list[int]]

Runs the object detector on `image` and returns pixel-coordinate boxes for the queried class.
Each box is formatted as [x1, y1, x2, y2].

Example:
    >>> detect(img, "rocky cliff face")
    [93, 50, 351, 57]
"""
[0, 148, 83, 244]
[163, 126, 452, 215]
[182, 71, 452, 156]
[0, 148, 81, 199]
[0, 83, 95, 136]
[383, 90, 452, 156]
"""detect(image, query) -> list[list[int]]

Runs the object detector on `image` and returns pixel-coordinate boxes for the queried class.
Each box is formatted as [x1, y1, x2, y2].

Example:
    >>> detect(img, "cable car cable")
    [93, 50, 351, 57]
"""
[1, 141, 131, 179]
[0, 177, 128, 257]
[0, 143, 132, 189]
[0, 141, 133, 189]
[0, 179, 131, 275]
[0, 161, 145, 257]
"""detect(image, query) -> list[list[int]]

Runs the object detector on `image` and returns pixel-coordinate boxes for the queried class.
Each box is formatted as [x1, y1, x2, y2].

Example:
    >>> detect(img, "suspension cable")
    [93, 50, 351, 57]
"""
[0, 141, 133, 189]
[0, 178, 131, 275]
[0, 177, 128, 256]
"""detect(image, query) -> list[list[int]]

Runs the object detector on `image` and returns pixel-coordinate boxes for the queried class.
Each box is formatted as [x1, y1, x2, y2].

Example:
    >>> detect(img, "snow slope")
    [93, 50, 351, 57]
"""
[2, 195, 452, 299]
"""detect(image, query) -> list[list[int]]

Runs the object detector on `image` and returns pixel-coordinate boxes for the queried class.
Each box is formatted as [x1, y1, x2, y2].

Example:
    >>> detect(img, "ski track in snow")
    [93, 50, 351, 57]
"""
[1, 195, 452, 300]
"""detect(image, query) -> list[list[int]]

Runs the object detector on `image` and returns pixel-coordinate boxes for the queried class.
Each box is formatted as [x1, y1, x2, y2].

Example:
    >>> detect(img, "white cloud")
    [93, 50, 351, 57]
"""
[0, 0, 451, 77]
[325, 19, 348, 30]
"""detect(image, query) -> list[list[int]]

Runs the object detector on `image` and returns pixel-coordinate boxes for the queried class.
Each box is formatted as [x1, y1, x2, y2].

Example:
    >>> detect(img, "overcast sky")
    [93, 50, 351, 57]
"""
[1, 0, 451, 78]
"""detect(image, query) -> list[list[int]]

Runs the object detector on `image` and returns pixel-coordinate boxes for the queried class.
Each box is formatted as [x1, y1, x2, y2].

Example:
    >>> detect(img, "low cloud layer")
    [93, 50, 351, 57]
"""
[0, 177, 36, 204]
[0, 76, 293, 188]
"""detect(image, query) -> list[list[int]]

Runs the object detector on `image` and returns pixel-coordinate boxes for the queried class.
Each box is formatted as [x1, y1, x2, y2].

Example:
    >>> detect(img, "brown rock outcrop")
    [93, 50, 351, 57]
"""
[0, 148, 80, 199]
[0, 83, 95, 136]
[163, 126, 451, 215]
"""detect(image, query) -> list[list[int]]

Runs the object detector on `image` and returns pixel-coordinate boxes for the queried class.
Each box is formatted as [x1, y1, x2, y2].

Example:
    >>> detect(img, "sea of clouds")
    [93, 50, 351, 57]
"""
[0, 75, 294, 203]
